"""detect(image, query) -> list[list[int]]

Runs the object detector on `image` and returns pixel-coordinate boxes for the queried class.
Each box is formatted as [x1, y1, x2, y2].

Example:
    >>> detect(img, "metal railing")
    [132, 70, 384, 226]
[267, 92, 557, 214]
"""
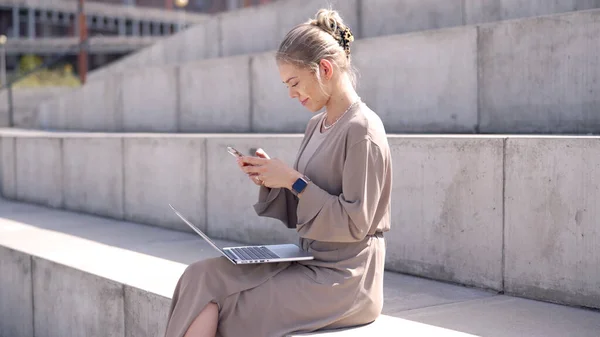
[0, 37, 88, 127]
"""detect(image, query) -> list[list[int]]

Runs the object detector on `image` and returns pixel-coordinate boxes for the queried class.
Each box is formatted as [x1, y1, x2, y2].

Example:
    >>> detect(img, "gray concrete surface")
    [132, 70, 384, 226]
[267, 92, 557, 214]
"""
[2, 129, 599, 309]
[205, 136, 302, 243]
[0, 87, 73, 128]
[121, 66, 178, 132]
[361, 0, 600, 37]
[251, 51, 312, 133]
[0, 136, 15, 198]
[123, 136, 206, 232]
[504, 138, 600, 309]
[0, 246, 33, 337]
[478, 9, 600, 133]
[160, 19, 220, 65]
[385, 137, 504, 290]
[124, 286, 170, 337]
[35, 93, 69, 130]
[63, 137, 124, 219]
[353, 27, 478, 133]
[33, 9, 600, 134]
[63, 75, 123, 131]
[464, 0, 600, 25]
[88, 18, 219, 82]
[85, 0, 600, 83]
[32, 257, 125, 337]
[15, 136, 62, 207]
[361, 0, 464, 38]
[178, 56, 252, 133]
[290, 315, 479, 336]
[397, 295, 600, 337]
[216, 0, 358, 58]
[1, 199, 599, 337]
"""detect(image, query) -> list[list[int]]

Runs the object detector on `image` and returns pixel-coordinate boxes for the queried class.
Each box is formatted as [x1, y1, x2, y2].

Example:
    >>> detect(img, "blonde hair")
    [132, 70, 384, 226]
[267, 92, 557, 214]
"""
[276, 8, 357, 88]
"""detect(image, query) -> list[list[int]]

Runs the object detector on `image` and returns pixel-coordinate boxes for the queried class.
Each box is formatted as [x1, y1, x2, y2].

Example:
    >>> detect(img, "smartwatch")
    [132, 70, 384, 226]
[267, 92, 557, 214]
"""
[291, 176, 311, 196]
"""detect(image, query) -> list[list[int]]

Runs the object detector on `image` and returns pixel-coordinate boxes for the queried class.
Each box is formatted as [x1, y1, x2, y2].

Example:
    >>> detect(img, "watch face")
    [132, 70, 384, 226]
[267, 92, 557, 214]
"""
[293, 177, 308, 193]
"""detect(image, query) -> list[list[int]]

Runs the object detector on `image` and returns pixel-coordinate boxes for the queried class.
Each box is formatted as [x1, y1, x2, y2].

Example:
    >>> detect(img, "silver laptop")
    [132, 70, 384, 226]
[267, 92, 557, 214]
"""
[169, 204, 314, 264]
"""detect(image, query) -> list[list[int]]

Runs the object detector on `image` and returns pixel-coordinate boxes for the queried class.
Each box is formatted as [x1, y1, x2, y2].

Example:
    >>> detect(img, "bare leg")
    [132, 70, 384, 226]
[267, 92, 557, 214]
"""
[183, 302, 219, 337]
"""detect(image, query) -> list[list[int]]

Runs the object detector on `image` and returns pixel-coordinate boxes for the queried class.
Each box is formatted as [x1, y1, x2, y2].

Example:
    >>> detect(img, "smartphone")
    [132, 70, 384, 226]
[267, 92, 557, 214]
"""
[227, 146, 244, 158]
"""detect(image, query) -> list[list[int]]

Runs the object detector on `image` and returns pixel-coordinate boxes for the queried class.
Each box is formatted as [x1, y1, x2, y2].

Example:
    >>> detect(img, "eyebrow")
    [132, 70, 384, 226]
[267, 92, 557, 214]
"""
[284, 76, 298, 84]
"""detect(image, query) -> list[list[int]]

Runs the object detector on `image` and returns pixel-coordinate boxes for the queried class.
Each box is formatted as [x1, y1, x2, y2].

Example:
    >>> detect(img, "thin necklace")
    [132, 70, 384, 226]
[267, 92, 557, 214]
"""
[322, 97, 361, 130]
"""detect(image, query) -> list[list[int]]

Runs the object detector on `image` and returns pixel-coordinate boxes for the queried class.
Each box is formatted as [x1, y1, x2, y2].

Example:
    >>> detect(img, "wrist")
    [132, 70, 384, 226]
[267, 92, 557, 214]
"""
[288, 171, 303, 190]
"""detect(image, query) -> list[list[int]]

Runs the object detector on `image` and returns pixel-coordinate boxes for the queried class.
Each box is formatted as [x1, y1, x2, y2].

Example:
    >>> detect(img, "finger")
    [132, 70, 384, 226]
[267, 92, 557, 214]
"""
[251, 175, 263, 186]
[242, 156, 269, 166]
[242, 165, 263, 174]
[255, 148, 270, 160]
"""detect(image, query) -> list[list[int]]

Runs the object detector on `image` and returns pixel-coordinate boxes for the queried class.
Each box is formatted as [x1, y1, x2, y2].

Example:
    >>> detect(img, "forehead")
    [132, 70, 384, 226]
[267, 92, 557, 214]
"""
[277, 62, 310, 82]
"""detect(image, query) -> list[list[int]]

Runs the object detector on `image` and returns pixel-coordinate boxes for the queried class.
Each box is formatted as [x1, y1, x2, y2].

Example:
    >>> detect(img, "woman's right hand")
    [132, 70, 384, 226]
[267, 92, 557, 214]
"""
[237, 148, 270, 186]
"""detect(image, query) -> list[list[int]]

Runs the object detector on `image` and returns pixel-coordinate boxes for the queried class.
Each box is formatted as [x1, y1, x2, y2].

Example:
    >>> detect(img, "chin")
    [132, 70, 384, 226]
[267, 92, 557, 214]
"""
[306, 103, 325, 114]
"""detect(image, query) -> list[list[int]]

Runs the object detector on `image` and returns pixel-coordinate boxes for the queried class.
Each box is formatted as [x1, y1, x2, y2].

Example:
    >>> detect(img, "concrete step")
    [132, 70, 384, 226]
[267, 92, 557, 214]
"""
[89, 0, 600, 81]
[0, 87, 74, 128]
[30, 8, 600, 134]
[1, 199, 599, 337]
[0, 129, 599, 311]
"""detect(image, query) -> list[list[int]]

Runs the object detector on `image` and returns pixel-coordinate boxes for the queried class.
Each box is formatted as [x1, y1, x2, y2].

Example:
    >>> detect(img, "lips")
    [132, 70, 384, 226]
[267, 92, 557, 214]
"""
[300, 98, 309, 106]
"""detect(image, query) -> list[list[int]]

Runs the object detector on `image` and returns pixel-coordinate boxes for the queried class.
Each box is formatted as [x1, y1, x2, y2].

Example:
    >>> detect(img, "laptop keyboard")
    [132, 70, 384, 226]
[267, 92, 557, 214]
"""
[230, 246, 279, 261]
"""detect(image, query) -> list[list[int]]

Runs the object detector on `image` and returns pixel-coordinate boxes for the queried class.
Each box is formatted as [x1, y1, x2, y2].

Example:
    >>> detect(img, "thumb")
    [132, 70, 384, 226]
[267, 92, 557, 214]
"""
[255, 148, 270, 160]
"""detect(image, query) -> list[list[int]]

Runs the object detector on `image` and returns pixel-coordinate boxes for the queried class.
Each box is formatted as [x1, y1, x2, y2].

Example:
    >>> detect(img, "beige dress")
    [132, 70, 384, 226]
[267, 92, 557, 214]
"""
[164, 103, 393, 337]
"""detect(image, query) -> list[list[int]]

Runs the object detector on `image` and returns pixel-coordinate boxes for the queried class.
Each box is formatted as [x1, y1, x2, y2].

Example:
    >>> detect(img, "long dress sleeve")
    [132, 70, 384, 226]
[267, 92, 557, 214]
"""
[253, 186, 298, 229]
[295, 138, 387, 242]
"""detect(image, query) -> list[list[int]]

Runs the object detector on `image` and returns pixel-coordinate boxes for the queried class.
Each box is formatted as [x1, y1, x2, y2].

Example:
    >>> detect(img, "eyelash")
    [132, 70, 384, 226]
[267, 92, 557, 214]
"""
[291, 83, 298, 88]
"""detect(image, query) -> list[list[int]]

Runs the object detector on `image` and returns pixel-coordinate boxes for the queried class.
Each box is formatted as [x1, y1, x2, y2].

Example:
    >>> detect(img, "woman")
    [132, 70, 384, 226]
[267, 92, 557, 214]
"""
[164, 8, 392, 337]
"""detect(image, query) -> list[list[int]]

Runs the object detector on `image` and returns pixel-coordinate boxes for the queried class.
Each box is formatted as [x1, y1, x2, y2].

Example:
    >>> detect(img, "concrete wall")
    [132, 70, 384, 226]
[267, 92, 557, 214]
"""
[353, 27, 478, 133]
[87, 0, 600, 82]
[0, 136, 15, 199]
[0, 87, 73, 128]
[15, 136, 63, 208]
[386, 137, 504, 290]
[0, 246, 171, 337]
[1, 130, 599, 309]
[63, 136, 124, 218]
[504, 137, 600, 308]
[121, 66, 179, 132]
[123, 136, 206, 232]
[36, 9, 600, 134]
[362, 0, 600, 38]
[33, 258, 125, 337]
[478, 9, 600, 133]
[0, 246, 33, 337]
[178, 56, 252, 133]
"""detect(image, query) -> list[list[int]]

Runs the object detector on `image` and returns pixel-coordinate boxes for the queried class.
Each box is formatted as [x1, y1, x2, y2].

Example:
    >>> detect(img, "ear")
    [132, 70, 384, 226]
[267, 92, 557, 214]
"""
[318, 59, 334, 81]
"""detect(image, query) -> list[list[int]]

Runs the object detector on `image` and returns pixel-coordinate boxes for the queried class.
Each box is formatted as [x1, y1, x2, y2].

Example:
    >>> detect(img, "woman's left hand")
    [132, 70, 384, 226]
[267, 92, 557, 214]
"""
[238, 156, 302, 189]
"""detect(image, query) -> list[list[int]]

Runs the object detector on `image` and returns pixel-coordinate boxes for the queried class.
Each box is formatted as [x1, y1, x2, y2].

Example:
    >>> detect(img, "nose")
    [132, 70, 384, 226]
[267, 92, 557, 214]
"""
[288, 87, 298, 99]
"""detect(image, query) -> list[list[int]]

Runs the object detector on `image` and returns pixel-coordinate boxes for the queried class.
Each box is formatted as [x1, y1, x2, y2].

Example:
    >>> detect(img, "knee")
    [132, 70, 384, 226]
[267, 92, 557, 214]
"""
[180, 259, 210, 284]
[181, 258, 222, 282]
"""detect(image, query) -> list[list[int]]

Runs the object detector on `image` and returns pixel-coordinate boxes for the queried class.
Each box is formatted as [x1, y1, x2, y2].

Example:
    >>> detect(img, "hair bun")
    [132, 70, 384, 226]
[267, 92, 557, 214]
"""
[310, 8, 354, 57]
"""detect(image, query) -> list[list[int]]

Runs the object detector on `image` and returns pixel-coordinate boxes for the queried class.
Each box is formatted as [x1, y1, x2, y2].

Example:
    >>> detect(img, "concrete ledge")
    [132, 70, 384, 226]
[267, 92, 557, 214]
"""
[0, 246, 33, 337]
[1, 130, 599, 310]
[1, 200, 599, 337]
[87, 0, 600, 81]
[38, 8, 600, 134]
[504, 138, 600, 308]
[15, 136, 63, 208]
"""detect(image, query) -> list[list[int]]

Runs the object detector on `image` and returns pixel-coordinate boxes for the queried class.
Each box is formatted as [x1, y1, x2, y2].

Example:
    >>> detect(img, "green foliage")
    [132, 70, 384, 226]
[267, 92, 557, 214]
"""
[11, 55, 81, 88]
[18, 54, 43, 73]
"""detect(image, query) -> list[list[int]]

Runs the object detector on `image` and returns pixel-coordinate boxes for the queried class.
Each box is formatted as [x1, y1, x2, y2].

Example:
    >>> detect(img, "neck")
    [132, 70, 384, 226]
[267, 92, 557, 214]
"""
[324, 81, 360, 124]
